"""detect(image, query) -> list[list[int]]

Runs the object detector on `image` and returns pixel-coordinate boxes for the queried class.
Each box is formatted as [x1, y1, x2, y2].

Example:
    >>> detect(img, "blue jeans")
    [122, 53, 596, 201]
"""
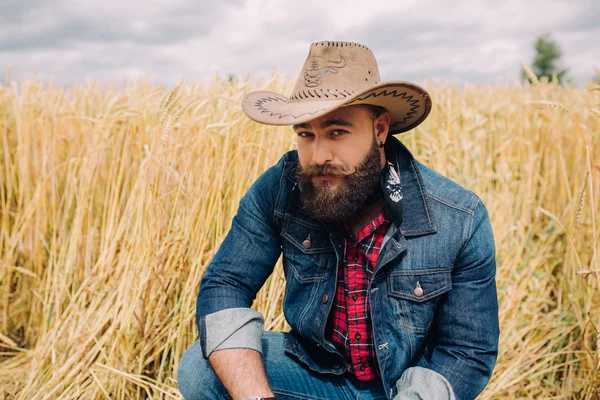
[178, 332, 387, 400]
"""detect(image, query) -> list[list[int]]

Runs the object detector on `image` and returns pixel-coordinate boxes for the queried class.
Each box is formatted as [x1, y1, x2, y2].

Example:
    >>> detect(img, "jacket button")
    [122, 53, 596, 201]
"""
[414, 286, 424, 297]
[322, 294, 329, 304]
[302, 239, 311, 249]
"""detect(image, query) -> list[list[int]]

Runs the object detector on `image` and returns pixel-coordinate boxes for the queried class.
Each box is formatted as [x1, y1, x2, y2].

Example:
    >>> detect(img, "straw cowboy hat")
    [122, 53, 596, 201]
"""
[241, 41, 432, 134]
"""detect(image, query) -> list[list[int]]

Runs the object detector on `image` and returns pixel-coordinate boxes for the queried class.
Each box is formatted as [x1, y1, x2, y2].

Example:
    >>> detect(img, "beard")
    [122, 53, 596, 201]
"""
[295, 138, 382, 223]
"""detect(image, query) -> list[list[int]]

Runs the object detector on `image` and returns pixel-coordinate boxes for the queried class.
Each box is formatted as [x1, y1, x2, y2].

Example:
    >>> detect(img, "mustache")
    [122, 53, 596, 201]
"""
[298, 163, 354, 178]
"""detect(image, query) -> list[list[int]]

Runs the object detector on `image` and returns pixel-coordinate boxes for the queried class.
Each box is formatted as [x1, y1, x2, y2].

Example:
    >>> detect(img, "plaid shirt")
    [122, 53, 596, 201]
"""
[325, 209, 391, 381]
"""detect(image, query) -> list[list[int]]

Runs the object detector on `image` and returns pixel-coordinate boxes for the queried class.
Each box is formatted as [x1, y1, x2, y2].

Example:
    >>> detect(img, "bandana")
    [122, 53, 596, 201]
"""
[380, 158, 404, 228]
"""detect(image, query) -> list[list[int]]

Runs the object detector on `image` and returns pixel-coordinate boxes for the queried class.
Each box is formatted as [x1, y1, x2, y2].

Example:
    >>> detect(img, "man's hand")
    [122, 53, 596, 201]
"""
[209, 348, 275, 400]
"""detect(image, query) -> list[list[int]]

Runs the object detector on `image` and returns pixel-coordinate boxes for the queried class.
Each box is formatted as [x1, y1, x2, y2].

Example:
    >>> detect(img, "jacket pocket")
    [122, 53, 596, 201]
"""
[387, 269, 452, 333]
[281, 217, 334, 283]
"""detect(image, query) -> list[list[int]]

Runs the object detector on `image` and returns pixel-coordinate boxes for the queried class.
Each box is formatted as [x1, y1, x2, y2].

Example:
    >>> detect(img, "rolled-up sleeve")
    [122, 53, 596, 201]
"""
[395, 367, 456, 400]
[196, 158, 284, 359]
[204, 308, 265, 355]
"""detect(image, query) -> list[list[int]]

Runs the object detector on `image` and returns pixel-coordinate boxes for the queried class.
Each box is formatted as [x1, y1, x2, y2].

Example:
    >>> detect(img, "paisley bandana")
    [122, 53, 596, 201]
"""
[380, 158, 404, 228]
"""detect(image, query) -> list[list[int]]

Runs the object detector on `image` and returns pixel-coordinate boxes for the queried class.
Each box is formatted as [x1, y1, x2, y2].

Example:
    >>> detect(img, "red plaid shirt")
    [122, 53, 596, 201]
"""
[325, 209, 391, 381]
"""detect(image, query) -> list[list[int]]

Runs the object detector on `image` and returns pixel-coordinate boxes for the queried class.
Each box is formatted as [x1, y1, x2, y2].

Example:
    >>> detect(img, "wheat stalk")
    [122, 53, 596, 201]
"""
[521, 61, 539, 85]
[528, 100, 570, 112]
[574, 174, 588, 231]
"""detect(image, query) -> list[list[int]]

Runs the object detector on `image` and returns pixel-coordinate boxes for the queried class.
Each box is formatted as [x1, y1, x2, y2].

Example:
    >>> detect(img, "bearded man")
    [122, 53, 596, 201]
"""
[178, 41, 499, 400]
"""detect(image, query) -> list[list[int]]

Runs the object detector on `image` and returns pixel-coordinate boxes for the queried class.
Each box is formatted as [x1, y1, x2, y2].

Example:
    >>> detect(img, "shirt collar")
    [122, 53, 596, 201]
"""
[344, 209, 390, 243]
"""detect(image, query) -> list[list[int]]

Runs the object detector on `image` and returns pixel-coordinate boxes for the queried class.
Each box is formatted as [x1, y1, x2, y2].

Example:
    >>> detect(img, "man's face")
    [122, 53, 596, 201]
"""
[293, 105, 390, 222]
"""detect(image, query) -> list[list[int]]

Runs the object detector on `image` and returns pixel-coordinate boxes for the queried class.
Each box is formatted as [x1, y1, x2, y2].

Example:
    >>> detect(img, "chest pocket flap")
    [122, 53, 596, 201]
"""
[282, 217, 333, 255]
[281, 217, 334, 284]
[388, 269, 452, 302]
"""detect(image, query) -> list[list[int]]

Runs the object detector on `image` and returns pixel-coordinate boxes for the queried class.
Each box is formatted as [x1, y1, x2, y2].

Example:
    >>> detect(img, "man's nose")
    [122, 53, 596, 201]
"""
[312, 139, 334, 165]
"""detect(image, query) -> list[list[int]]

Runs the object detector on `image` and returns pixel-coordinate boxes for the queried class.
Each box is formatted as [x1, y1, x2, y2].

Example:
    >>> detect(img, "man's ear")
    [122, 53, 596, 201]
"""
[374, 113, 391, 143]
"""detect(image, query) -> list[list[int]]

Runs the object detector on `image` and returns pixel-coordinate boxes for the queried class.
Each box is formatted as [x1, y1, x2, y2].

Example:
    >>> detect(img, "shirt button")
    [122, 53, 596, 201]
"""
[355, 333, 361, 340]
[322, 294, 329, 304]
[352, 294, 358, 301]
[359, 364, 366, 371]
[352, 255, 358, 261]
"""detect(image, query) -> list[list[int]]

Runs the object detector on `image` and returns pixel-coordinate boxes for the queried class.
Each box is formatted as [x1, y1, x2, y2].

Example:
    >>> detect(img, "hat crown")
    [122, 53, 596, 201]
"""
[289, 41, 381, 102]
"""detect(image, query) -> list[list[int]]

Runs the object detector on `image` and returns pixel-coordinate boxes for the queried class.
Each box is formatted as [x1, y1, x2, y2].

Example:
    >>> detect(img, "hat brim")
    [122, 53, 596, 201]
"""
[241, 81, 431, 134]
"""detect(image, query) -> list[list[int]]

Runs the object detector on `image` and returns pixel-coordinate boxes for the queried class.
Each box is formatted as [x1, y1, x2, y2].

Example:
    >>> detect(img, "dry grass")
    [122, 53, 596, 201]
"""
[0, 75, 599, 399]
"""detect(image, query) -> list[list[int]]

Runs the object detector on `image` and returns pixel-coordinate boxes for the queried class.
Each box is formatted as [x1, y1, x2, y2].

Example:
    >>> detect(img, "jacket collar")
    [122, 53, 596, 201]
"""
[384, 136, 437, 237]
[283, 136, 437, 237]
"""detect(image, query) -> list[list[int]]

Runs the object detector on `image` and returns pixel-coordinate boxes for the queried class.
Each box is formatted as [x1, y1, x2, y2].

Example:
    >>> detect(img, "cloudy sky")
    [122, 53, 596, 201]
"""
[1, 0, 599, 86]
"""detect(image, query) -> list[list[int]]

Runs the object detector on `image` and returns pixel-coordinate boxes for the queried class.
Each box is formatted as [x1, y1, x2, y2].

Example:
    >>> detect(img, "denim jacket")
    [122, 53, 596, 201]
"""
[196, 136, 499, 400]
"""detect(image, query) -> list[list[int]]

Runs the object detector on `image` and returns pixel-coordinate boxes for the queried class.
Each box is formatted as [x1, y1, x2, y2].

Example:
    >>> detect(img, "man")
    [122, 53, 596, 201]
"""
[178, 41, 499, 400]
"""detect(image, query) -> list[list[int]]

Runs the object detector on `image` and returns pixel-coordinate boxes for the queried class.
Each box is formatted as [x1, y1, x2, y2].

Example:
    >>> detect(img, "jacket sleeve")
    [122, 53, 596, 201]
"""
[195, 158, 284, 359]
[396, 198, 499, 400]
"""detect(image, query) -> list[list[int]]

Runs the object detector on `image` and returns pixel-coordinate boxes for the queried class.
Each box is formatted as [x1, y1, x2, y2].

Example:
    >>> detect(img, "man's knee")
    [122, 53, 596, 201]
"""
[177, 341, 227, 400]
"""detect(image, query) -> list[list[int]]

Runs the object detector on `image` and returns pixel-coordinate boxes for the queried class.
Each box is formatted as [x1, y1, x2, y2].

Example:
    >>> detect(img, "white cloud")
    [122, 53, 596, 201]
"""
[0, 0, 598, 86]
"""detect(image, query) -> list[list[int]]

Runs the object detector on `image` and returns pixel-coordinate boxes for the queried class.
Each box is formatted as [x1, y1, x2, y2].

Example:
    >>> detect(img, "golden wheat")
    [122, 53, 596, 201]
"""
[0, 75, 599, 399]
[529, 100, 570, 112]
[520, 62, 539, 86]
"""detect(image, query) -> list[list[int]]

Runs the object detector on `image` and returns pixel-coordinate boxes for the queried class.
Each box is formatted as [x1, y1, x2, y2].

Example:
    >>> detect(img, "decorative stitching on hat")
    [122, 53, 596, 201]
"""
[304, 56, 347, 88]
[254, 96, 286, 105]
[311, 41, 371, 51]
[289, 89, 355, 100]
[254, 96, 327, 120]
[350, 90, 421, 124]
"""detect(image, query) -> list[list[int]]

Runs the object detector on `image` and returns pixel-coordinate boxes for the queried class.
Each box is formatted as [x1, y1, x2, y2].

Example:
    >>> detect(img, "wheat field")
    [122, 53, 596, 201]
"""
[0, 74, 599, 399]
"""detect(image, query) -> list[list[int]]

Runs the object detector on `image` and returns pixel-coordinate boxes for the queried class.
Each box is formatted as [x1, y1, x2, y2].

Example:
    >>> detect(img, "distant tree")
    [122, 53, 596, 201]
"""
[522, 34, 568, 84]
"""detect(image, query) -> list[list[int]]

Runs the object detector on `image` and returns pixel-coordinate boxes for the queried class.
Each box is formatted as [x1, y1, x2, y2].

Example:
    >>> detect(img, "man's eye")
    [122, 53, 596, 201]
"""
[297, 131, 313, 138]
[331, 129, 348, 136]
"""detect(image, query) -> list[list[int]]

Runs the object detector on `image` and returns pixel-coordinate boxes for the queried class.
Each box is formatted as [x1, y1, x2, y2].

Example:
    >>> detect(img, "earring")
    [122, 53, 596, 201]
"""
[379, 141, 384, 148]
